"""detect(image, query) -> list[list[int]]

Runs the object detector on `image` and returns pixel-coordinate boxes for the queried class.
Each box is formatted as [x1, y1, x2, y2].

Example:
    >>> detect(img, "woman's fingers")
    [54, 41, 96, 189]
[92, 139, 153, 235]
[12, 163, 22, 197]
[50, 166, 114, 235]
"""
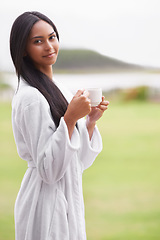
[75, 89, 90, 99]
[101, 100, 109, 106]
[74, 89, 85, 97]
[98, 98, 109, 111]
[98, 104, 109, 111]
[83, 90, 89, 98]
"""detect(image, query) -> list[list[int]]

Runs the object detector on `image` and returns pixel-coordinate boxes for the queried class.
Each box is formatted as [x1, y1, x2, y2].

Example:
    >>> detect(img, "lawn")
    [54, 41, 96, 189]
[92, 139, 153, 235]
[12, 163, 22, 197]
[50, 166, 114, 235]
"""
[0, 100, 160, 240]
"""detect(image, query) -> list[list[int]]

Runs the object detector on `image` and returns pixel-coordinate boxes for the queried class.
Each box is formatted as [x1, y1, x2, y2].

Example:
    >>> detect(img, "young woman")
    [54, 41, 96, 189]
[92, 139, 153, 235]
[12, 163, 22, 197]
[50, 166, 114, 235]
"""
[10, 11, 109, 240]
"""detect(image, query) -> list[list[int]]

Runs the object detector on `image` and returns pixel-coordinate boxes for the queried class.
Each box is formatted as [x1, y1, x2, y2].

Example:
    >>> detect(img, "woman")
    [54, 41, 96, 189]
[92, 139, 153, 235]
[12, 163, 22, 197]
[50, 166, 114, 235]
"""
[10, 11, 109, 240]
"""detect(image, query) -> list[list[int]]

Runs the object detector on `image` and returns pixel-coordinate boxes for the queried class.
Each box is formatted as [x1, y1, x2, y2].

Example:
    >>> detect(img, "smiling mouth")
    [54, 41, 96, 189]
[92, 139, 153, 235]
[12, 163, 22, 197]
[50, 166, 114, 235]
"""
[43, 52, 55, 58]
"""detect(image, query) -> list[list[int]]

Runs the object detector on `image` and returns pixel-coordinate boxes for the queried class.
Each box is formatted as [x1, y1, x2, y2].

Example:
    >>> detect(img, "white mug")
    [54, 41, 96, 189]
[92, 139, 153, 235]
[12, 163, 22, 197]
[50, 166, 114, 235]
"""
[87, 88, 102, 107]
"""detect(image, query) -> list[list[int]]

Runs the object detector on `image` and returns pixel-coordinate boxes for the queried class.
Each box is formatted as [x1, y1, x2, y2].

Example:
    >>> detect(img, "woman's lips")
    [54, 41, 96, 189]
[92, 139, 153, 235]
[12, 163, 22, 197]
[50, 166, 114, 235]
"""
[43, 52, 55, 58]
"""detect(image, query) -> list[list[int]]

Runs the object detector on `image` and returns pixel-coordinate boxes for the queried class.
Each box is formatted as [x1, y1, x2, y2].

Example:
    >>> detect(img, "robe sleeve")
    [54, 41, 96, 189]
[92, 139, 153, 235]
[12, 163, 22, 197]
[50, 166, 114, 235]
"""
[78, 120, 103, 171]
[19, 99, 80, 184]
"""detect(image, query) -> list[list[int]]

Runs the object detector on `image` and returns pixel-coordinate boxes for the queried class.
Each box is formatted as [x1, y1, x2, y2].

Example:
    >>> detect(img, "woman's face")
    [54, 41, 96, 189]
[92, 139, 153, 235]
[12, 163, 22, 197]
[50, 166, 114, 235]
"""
[25, 20, 59, 72]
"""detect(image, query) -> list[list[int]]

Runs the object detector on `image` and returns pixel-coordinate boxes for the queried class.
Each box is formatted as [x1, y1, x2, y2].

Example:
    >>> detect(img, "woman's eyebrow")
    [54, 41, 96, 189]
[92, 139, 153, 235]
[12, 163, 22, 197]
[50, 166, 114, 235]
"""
[49, 31, 55, 36]
[31, 31, 55, 39]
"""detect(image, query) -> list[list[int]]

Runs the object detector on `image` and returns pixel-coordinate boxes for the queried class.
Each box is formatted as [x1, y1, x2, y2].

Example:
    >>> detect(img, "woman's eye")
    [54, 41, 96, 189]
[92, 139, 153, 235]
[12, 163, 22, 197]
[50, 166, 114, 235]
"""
[34, 40, 42, 44]
[49, 35, 56, 40]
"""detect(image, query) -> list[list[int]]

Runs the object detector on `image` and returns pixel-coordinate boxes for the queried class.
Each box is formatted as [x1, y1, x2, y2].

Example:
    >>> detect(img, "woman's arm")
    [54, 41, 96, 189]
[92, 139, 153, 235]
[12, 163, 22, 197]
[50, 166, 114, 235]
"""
[64, 89, 91, 139]
[64, 90, 109, 140]
[86, 96, 109, 140]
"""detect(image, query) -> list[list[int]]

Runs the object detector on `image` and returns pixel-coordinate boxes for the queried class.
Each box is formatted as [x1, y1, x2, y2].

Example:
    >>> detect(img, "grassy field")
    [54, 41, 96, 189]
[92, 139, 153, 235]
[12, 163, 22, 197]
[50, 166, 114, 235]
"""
[0, 100, 160, 240]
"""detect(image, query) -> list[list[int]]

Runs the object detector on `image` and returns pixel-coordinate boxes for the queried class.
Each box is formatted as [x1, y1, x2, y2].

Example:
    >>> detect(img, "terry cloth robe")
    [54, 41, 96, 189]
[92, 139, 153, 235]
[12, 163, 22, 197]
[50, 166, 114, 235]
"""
[12, 78, 103, 240]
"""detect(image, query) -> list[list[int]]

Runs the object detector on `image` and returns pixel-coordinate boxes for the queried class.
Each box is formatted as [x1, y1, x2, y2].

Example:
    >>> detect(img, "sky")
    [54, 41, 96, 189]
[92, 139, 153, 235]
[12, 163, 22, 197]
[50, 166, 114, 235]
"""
[1, 0, 160, 71]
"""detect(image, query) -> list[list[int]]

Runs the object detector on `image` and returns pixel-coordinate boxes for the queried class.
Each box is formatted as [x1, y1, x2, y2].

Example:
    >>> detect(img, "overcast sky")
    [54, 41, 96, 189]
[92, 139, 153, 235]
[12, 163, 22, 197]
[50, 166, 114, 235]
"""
[1, 0, 160, 71]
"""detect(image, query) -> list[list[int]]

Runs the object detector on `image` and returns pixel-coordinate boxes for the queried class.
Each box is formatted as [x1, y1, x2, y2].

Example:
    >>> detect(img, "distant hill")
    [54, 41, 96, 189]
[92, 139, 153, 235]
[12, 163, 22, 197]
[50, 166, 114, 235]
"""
[54, 49, 146, 73]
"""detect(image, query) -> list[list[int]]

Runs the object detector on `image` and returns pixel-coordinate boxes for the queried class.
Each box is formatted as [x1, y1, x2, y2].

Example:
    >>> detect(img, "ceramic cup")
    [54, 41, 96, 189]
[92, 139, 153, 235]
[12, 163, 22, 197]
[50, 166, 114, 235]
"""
[87, 88, 102, 107]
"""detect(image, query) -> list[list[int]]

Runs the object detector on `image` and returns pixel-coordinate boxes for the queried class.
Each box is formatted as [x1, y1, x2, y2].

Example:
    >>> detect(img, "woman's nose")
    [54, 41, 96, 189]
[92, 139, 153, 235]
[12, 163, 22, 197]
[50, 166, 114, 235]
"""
[44, 40, 52, 50]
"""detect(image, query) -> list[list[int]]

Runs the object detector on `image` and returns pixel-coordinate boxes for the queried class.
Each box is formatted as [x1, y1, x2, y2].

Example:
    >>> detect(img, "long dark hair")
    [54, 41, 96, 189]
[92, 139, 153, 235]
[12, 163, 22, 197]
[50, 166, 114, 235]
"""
[10, 11, 68, 128]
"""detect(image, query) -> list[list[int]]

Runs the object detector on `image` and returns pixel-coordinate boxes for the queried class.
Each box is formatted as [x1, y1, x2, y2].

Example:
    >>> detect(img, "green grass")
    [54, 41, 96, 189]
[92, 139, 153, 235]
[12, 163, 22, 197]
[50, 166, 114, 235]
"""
[0, 100, 160, 239]
[84, 101, 160, 239]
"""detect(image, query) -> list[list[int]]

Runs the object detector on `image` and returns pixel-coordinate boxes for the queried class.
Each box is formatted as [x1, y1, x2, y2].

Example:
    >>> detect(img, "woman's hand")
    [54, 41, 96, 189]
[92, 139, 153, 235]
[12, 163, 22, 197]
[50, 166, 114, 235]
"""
[64, 89, 91, 138]
[86, 96, 109, 139]
[87, 96, 109, 123]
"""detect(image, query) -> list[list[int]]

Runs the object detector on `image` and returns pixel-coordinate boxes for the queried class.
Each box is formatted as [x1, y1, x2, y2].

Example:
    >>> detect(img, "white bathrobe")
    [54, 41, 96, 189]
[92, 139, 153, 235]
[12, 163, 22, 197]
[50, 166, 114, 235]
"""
[12, 79, 102, 240]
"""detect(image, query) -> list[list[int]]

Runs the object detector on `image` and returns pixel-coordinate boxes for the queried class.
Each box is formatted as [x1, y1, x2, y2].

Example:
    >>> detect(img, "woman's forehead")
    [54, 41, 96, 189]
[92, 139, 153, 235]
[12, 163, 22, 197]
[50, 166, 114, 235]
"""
[29, 20, 54, 38]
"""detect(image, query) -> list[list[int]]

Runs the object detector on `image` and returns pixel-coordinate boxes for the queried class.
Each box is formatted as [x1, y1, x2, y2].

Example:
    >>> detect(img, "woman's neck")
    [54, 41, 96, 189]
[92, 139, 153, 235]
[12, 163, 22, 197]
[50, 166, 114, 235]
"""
[39, 65, 53, 80]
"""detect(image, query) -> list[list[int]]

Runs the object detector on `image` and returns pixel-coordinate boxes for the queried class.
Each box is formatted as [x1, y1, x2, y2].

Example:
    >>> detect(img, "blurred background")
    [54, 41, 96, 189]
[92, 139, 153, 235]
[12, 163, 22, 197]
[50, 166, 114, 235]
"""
[0, 0, 160, 239]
